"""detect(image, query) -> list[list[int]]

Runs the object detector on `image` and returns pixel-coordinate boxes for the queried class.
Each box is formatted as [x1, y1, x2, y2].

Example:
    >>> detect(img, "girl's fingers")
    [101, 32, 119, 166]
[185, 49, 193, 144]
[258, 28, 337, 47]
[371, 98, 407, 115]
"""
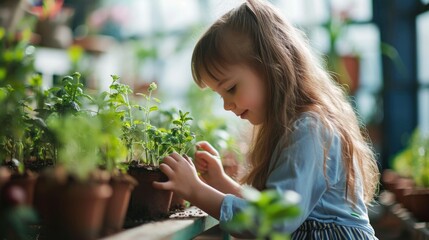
[169, 152, 181, 160]
[162, 155, 177, 170]
[167, 152, 195, 168]
[194, 160, 208, 173]
[195, 161, 207, 169]
[195, 163, 207, 173]
[159, 163, 175, 178]
[183, 155, 195, 167]
[154, 163, 177, 190]
[194, 158, 208, 167]
[195, 141, 219, 157]
[195, 150, 220, 164]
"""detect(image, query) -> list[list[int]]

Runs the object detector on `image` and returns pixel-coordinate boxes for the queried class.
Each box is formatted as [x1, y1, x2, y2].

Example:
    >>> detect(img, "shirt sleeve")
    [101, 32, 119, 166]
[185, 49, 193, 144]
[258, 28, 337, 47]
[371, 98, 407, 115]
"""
[219, 194, 249, 231]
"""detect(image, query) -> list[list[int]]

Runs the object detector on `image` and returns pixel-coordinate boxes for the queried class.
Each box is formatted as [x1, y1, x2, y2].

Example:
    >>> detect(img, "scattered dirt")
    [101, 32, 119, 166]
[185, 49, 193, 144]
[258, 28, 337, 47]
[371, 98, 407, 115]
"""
[169, 207, 207, 219]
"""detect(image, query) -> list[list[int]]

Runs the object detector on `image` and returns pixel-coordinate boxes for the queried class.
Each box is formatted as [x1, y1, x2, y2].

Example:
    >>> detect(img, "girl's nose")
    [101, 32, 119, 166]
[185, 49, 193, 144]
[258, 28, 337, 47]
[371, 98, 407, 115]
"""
[223, 99, 235, 111]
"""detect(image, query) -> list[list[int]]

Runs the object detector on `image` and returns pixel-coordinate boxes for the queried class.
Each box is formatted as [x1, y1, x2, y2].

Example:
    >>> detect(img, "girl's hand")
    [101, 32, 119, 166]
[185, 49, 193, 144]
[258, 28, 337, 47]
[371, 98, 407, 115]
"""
[153, 152, 226, 219]
[153, 152, 203, 200]
[194, 141, 226, 188]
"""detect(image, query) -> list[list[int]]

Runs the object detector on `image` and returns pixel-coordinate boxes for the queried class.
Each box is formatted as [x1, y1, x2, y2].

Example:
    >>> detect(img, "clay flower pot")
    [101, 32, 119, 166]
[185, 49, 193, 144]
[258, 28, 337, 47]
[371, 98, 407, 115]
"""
[403, 188, 429, 222]
[49, 182, 112, 240]
[102, 173, 137, 236]
[33, 166, 70, 229]
[34, 167, 113, 239]
[8, 170, 38, 206]
[0, 167, 11, 216]
[0, 167, 11, 190]
[127, 166, 172, 221]
[391, 177, 415, 206]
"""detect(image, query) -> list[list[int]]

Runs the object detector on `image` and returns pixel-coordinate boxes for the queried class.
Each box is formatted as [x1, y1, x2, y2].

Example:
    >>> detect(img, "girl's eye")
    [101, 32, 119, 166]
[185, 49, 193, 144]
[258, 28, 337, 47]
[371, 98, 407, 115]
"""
[227, 86, 236, 93]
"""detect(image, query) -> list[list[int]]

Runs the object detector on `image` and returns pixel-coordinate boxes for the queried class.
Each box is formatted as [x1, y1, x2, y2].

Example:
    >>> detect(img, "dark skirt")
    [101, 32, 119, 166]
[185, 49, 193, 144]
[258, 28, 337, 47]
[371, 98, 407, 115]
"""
[291, 220, 378, 240]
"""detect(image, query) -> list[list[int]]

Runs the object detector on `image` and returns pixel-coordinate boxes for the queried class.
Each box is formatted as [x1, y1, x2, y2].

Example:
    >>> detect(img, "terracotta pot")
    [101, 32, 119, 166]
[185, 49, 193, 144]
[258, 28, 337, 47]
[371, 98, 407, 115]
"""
[0, 166, 11, 190]
[127, 166, 172, 220]
[391, 177, 415, 206]
[102, 174, 137, 236]
[35, 9, 74, 48]
[8, 170, 38, 206]
[49, 182, 112, 240]
[340, 55, 360, 94]
[403, 188, 429, 222]
[0, 167, 11, 216]
[33, 167, 66, 227]
[329, 54, 360, 95]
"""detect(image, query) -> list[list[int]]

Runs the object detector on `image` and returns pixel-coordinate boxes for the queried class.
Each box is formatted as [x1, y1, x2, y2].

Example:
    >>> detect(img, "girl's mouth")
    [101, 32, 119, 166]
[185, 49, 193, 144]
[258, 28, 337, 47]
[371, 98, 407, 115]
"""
[240, 110, 248, 119]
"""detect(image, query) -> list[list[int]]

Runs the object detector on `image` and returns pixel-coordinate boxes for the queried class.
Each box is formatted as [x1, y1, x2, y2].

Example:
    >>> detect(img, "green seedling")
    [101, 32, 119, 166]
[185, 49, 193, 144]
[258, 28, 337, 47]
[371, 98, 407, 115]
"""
[225, 186, 301, 240]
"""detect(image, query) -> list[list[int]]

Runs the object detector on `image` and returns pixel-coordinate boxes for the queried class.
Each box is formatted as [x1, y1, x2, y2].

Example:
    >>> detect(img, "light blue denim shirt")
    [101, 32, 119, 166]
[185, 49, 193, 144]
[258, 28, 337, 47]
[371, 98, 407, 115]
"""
[219, 112, 375, 235]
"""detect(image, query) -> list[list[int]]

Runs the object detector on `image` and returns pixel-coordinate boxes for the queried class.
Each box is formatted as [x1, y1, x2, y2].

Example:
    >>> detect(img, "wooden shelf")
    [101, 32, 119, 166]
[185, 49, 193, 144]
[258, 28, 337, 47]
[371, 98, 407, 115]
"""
[101, 207, 219, 240]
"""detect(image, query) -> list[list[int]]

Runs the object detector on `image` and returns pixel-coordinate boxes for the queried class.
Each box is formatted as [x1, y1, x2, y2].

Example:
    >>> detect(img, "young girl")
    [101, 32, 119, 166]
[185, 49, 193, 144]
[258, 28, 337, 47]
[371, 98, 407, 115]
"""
[153, 0, 380, 238]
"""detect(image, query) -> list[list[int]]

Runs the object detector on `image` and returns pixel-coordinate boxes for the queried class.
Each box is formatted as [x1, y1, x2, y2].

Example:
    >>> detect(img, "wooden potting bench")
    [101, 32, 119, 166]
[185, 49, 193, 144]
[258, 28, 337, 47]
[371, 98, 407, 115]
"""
[101, 206, 228, 240]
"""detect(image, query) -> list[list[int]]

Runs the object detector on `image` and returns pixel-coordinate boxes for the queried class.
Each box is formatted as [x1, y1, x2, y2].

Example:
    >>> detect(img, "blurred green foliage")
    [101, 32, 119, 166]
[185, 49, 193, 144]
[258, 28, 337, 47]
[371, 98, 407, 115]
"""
[225, 186, 301, 240]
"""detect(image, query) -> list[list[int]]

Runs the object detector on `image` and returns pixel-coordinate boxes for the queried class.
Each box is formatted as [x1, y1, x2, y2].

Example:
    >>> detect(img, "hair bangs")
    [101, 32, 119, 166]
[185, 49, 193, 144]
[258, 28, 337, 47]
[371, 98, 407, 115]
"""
[192, 17, 255, 88]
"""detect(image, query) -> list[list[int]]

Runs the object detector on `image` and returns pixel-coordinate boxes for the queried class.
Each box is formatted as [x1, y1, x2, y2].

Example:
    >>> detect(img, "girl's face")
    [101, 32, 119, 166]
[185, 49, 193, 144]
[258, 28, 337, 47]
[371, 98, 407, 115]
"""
[201, 63, 266, 125]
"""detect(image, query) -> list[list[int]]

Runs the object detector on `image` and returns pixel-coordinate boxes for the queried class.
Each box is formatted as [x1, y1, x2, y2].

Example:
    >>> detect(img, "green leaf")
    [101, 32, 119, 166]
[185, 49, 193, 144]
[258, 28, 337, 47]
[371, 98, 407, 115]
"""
[271, 233, 290, 240]
[0, 27, 4, 40]
[62, 76, 73, 82]
[149, 106, 159, 112]
[266, 204, 301, 221]
[148, 82, 157, 92]
[111, 75, 120, 81]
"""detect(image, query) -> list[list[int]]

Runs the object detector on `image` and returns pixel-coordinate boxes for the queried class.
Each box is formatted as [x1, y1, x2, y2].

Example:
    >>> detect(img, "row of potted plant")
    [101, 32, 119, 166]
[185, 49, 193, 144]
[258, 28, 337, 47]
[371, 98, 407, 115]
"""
[1, 70, 196, 239]
[1, 29, 197, 238]
[0, 26, 42, 238]
[381, 128, 429, 223]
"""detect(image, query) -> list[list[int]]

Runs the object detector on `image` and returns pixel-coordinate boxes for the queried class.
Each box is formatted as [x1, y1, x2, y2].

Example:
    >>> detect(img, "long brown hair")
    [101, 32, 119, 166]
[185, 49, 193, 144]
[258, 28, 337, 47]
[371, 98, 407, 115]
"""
[191, 0, 379, 204]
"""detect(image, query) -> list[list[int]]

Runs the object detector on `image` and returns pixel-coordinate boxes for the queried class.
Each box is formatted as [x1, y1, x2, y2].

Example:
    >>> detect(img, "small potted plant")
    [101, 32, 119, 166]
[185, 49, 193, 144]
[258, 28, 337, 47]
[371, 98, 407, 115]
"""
[94, 107, 138, 236]
[26, 72, 93, 172]
[324, 6, 361, 95]
[395, 129, 429, 222]
[22, 74, 56, 172]
[128, 109, 195, 220]
[31, 72, 97, 233]
[0, 28, 38, 207]
[388, 130, 419, 208]
[106, 76, 195, 220]
[29, 72, 112, 239]
[43, 114, 113, 240]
